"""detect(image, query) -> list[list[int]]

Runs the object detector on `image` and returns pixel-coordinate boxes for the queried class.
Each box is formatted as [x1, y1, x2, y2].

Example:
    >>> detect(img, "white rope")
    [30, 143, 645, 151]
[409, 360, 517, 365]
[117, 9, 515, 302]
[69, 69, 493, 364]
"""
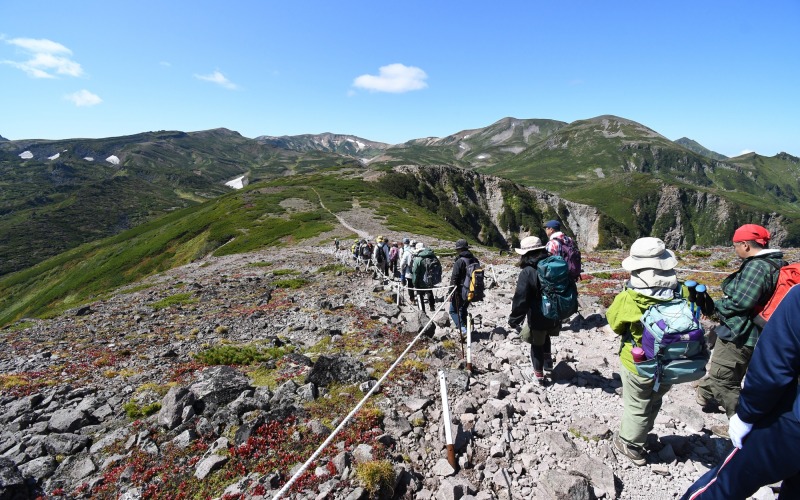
[271, 286, 457, 499]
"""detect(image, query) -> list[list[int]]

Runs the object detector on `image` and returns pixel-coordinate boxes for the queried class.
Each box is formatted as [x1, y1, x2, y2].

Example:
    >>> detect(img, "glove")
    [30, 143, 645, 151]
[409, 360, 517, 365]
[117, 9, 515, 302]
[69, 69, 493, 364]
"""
[728, 414, 753, 449]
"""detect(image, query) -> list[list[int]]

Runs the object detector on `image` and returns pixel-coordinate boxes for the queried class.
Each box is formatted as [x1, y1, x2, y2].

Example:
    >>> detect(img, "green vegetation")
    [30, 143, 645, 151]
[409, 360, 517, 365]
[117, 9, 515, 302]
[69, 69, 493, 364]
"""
[149, 292, 198, 310]
[355, 460, 396, 494]
[273, 278, 310, 289]
[123, 401, 162, 419]
[193, 344, 293, 366]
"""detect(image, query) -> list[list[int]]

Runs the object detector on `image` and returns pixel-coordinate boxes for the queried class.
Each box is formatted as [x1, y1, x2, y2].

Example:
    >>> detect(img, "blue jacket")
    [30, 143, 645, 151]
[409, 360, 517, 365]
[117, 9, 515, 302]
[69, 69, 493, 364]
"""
[737, 285, 800, 424]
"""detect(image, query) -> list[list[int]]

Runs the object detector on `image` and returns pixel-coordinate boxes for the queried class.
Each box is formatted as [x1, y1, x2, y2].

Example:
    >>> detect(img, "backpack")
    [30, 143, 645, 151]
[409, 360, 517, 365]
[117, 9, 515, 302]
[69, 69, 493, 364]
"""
[376, 244, 386, 264]
[413, 250, 442, 288]
[555, 236, 582, 281]
[753, 261, 800, 328]
[389, 247, 399, 262]
[360, 243, 371, 260]
[536, 256, 579, 320]
[635, 298, 709, 391]
[461, 257, 485, 302]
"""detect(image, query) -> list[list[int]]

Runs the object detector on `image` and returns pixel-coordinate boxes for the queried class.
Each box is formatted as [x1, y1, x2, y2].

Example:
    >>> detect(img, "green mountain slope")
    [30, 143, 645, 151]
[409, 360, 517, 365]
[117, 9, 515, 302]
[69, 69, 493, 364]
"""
[0, 129, 360, 275]
[674, 137, 728, 161]
[0, 170, 464, 325]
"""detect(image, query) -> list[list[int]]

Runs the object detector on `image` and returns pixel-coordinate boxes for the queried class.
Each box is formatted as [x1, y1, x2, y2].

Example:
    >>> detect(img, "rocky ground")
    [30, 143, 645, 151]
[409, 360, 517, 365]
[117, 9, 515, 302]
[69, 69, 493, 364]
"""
[1, 224, 792, 499]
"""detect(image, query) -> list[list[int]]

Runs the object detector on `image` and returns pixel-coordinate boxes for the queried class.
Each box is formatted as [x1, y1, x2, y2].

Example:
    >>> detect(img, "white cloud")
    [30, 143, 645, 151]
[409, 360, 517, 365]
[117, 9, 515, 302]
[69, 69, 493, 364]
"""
[194, 70, 239, 90]
[160, 61, 172, 67]
[352, 63, 428, 93]
[65, 89, 102, 107]
[3, 37, 84, 78]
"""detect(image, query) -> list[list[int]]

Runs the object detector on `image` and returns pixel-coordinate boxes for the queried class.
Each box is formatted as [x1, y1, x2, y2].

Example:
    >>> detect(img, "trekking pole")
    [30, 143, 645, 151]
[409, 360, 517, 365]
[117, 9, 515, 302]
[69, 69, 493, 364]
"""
[453, 291, 465, 359]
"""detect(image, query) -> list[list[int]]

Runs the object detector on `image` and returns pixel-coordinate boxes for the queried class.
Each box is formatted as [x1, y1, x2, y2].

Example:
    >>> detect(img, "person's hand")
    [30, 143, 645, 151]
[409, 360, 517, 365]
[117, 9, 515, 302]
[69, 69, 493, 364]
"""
[509, 323, 522, 334]
[728, 414, 753, 449]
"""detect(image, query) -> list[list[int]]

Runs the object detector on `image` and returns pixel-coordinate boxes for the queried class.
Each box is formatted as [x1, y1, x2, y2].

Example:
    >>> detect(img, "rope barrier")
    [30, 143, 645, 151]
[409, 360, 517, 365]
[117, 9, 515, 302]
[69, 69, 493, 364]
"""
[271, 285, 457, 499]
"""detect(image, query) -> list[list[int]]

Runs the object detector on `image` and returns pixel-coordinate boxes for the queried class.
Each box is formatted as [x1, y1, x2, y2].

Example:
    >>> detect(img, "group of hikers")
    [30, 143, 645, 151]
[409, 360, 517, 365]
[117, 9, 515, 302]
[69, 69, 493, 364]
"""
[337, 220, 799, 498]
[507, 222, 798, 498]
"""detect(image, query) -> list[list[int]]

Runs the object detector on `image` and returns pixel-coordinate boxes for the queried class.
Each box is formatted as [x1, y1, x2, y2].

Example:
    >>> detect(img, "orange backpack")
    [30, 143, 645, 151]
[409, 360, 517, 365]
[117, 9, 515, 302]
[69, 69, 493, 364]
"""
[753, 261, 800, 328]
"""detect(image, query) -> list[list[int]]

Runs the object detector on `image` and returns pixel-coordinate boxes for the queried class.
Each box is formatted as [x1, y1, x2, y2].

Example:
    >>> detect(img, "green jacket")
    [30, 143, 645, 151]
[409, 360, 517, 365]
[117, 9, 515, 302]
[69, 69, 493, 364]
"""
[715, 250, 784, 347]
[606, 286, 681, 375]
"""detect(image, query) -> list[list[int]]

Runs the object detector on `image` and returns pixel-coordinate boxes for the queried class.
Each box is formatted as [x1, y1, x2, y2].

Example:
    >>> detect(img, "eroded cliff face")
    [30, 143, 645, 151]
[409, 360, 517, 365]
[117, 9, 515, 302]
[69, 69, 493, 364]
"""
[651, 185, 789, 248]
[394, 165, 603, 250]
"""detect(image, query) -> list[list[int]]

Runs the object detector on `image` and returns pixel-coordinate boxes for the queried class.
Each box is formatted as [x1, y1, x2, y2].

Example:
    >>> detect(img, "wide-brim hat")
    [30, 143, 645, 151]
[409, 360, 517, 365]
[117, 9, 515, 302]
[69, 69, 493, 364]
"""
[515, 236, 547, 255]
[622, 237, 677, 271]
[630, 269, 678, 289]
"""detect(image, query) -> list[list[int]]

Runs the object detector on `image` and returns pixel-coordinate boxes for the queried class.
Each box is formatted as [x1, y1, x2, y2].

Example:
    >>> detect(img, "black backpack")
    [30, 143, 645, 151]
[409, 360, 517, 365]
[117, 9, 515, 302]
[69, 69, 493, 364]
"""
[413, 249, 442, 288]
[360, 243, 371, 260]
[376, 243, 386, 264]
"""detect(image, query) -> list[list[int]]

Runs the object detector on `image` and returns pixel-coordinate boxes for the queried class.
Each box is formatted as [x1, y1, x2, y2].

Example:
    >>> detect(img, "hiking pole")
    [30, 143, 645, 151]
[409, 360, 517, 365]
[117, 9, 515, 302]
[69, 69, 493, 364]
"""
[438, 370, 458, 470]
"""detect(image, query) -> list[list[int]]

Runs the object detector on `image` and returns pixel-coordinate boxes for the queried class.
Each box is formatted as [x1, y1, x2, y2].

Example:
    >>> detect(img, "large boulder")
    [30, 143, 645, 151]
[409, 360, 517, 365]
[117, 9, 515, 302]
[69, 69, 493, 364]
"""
[158, 386, 196, 430]
[189, 366, 252, 413]
[305, 355, 370, 387]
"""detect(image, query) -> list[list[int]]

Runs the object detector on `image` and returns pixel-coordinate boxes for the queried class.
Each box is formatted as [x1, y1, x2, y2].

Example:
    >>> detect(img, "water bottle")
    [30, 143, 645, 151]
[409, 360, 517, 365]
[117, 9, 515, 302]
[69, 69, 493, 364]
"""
[631, 346, 646, 363]
[696, 284, 715, 317]
[685, 280, 697, 303]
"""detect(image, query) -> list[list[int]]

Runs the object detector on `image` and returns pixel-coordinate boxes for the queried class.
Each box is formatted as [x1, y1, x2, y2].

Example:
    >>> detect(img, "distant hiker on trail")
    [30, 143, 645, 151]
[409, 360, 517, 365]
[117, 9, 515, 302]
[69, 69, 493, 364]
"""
[411, 242, 440, 313]
[606, 237, 681, 466]
[682, 285, 800, 499]
[334, 238, 339, 252]
[400, 239, 417, 304]
[374, 235, 390, 278]
[507, 236, 561, 386]
[449, 239, 479, 335]
[389, 241, 400, 279]
[695, 224, 784, 438]
[544, 219, 582, 281]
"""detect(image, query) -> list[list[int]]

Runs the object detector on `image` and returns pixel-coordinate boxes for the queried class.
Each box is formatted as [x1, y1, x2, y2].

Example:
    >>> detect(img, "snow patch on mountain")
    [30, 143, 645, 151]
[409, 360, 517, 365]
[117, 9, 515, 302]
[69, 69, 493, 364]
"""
[48, 153, 60, 160]
[19, 150, 33, 159]
[106, 155, 120, 165]
[225, 175, 247, 189]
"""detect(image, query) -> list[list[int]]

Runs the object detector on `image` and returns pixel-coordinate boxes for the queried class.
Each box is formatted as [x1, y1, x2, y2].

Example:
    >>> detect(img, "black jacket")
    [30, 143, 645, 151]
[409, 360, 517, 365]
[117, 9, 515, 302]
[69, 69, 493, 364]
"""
[508, 254, 561, 331]
[450, 250, 477, 301]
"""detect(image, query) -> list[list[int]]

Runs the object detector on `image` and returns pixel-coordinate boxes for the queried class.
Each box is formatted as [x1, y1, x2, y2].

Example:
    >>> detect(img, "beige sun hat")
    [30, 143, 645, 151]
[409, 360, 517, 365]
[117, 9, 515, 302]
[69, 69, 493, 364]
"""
[622, 237, 677, 271]
[515, 235, 547, 255]
[630, 268, 678, 289]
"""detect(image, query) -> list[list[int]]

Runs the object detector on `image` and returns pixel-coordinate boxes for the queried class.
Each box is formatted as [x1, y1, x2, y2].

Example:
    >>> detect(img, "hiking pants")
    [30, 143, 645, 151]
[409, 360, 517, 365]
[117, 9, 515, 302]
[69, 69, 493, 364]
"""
[404, 277, 415, 301]
[697, 339, 754, 417]
[528, 327, 557, 374]
[619, 367, 672, 450]
[417, 289, 435, 313]
[450, 298, 469, 333]
[681, 403, 800, 500]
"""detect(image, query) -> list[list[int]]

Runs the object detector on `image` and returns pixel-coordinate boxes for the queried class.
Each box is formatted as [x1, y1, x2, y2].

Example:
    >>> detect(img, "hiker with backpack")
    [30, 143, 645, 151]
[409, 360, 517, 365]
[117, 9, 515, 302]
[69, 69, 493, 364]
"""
[389, 241, 400, 279]
[373, 235, 390, 278]
[682, 285, 800, 499]
[449, 239, 482, 335]
[695, 224, 784, 438]
[606, 237, 699, 466]
[400, 239, 417, 304]
[544, 220, 582, 281]
[508, 236, 576, 385]
[411, 242, 440, 313]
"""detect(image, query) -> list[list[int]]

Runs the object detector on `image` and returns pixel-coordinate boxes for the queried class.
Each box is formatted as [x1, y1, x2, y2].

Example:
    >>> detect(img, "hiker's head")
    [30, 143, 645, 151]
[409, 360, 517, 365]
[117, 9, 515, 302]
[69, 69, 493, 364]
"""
[377, 235, 384, 243]
[403, 237, 410, 245]
[732, 224, 769, 257]
[515, 236, 547, 267]
[455, 239, 469, 251]
[415, 242, 425, 251]
[544, 220, 561, 236]
[622, 237, 677, 272]
[629, 268, 677, 290]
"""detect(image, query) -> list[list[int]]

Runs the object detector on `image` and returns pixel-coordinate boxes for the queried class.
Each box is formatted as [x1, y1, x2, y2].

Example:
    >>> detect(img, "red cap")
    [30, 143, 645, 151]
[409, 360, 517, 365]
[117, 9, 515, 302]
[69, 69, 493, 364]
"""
[732, 224, 770, 245]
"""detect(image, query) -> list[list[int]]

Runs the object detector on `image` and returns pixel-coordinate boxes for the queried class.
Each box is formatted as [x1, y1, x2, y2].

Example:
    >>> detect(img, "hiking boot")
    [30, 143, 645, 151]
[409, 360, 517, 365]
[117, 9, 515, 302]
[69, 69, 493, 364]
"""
[531, 371, 547, 386]
[543, 357, 554, 372]
[696, 388, 720, 413]
[711, 424, 730, 439]
[613, 433, 647, 466]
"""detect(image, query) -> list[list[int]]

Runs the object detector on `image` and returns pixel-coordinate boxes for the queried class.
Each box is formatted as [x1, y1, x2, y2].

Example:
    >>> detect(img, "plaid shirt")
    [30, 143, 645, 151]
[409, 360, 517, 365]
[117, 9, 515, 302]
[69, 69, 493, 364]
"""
[716, 251, 784, 346]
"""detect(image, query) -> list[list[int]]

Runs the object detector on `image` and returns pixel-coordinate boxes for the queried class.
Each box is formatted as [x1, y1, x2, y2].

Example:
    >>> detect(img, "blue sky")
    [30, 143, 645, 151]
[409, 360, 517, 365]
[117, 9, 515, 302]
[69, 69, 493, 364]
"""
[1, 1, 798, 158]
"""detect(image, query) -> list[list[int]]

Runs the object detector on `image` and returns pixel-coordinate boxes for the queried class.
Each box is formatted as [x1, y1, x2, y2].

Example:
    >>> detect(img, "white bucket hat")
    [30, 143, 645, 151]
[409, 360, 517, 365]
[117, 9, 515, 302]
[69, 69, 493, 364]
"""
[622, 237, 677, 271]
[630, 268, 678, 289]
[515, 236, 547, 255]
